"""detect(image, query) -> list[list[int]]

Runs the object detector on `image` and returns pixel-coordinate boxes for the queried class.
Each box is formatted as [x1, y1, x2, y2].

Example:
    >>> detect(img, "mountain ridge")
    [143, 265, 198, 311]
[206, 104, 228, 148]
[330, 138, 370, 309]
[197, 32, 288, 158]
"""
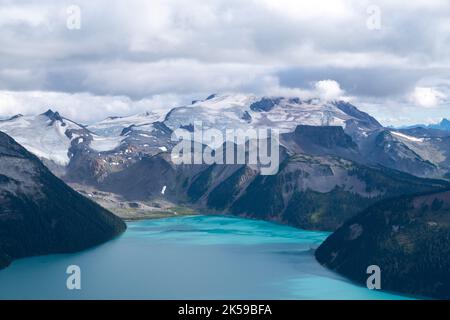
[399, 118, 450, 131]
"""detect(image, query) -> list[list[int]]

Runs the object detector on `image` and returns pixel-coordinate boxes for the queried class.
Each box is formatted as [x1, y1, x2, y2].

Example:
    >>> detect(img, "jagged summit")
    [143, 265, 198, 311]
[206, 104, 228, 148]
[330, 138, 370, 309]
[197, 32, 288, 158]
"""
[42, 109, 61, 118]
[41, 109, 65, 126]
[42, 108, 56, 116]
[430, 118, 450, 131]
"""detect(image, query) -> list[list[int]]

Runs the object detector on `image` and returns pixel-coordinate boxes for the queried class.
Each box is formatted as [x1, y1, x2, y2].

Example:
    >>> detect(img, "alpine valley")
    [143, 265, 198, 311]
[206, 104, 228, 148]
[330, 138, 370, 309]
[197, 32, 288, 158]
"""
[1, 93, 450, 299]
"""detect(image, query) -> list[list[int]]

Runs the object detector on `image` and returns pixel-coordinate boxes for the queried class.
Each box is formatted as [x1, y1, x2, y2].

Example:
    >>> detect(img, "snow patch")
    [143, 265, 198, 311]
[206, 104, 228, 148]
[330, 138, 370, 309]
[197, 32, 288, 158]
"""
[90, 135, 123, 152]
[391, 131, 424, 143]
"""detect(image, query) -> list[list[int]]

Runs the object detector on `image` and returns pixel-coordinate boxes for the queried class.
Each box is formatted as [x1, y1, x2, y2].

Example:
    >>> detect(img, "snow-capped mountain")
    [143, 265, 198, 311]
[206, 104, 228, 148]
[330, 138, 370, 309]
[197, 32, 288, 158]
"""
[87, 111, 173, 155]
[2, 93, 450, 182]
[0, 110, 88, 166]
[0, 110, 130, 166]
[82, 112, 169, 154]
[0, 108, 174, 184]
[163, 94, 381, 136]
[0, 94, 381, 170]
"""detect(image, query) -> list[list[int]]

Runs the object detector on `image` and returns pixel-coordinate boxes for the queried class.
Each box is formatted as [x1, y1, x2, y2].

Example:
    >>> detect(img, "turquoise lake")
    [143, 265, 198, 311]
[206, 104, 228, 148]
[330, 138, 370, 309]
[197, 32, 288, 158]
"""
[0, 215, 411, 300]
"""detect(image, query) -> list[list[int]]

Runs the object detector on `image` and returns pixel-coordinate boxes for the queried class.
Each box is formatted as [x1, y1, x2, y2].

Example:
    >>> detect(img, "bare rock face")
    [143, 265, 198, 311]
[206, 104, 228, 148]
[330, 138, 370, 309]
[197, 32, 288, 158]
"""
[0, 131, 126, 269]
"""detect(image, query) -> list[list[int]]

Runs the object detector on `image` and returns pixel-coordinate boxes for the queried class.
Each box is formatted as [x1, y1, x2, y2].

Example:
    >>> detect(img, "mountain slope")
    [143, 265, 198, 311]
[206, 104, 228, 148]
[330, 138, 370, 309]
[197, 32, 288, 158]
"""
[315, 189, 450, 299]
[94, 149, 449, 231]
[0, 132, 126, 269]
[364, 130, 442, 178]
[222, 155, 449, 230]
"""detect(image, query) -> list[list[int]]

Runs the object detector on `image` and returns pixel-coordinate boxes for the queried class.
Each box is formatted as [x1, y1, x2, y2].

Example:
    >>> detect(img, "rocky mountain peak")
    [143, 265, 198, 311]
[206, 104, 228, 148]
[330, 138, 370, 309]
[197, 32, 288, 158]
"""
[42, 109, 64, 125]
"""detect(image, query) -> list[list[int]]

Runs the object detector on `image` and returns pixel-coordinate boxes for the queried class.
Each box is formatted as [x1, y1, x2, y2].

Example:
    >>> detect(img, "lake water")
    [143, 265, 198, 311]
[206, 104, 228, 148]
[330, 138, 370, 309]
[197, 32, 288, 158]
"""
[0, 215, 411, 300]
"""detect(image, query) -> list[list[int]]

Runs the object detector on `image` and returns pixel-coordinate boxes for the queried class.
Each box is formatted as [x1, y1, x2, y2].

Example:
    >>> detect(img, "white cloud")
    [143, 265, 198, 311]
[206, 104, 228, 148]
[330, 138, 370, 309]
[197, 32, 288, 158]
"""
[411, 87, 446, 108]
[314, 80, 345, 100]
[0, 90, 185, 123]
[259, 0, 355, 21]
[0, 0, 450, 125]
[0, 5, 50, 27]
[0, 78, 346, 123]
[253, 76, 347, 102]
[81, 59, 274, 98]
[255, 76, 343, 100]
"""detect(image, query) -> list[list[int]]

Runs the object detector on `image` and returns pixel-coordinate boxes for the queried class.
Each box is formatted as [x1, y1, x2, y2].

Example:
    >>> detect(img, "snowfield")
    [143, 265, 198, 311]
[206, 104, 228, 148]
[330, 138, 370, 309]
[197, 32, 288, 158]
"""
[0, 115, 79, 165]
[164, 94, 357, 134]
[88, 112, 161, 136]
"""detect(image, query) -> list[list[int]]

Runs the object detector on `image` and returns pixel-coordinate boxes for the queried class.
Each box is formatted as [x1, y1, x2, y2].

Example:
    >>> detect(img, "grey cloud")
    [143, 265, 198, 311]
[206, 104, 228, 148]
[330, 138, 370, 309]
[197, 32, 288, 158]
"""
[277, 67, 449, 98]
[0, 0, 450, 123]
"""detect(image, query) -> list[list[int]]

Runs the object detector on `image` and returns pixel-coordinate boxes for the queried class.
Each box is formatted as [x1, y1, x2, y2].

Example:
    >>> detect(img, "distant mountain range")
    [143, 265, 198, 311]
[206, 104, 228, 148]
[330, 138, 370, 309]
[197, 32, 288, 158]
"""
[2, 94, 450, 182]
[1, 93, 450, 298]
[399, 118, 450, 131]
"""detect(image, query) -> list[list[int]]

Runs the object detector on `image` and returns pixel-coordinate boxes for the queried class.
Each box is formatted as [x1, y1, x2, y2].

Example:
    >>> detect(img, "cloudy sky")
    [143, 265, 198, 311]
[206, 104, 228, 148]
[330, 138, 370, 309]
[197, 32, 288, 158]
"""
[0, 0, 449, 125]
